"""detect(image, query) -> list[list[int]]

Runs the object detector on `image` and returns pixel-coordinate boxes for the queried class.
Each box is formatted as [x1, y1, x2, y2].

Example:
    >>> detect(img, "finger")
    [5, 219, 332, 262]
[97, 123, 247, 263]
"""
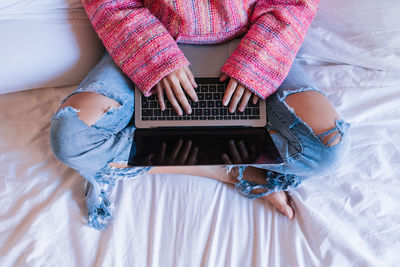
[253, 94, 259, 104]
[183, 66, 198, 89]
[219, 73, 229, 82]
[170, 78, 192, 115]
[187, 146, 198, 165]
[237, 140, 249, 162]
[177, 139, 192, 165]
[179, 71, 198, 102]
[146, 154, 154, 165]
[169, 139, 183, 164]
[229, 84, 245, 113]
[160, 142, 166, 164]
[264, 191, 294, 219]
[238, 90, 252, 112]
[162, 79, 183, 116]
[228, 139, 242, 164]
[156, 83, 165, 111]
[222, 153, 233, 165]
[223, 78, 238, 106]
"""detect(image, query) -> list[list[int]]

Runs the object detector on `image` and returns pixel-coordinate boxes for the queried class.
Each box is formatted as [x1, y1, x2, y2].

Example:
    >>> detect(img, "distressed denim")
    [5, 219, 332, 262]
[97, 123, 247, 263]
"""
[50, 52, 350, 230]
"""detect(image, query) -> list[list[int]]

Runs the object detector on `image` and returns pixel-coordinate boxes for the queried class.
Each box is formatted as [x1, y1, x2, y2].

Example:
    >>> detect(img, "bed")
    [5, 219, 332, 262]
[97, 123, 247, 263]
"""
[1, 0, 400, 266]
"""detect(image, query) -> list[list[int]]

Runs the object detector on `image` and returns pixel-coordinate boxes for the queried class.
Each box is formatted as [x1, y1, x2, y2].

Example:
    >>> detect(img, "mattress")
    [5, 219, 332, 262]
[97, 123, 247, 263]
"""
[1, 63, 400, 266]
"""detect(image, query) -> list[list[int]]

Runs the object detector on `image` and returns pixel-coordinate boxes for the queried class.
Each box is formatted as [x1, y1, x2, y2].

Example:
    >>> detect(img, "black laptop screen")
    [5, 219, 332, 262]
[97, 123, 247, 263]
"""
[128, 128, 282, 166]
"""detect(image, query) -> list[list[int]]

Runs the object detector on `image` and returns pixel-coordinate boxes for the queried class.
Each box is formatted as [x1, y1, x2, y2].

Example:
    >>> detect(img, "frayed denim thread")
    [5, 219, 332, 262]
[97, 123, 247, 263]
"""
[86, 164, 152, 230]
[234, 169, 302, 199]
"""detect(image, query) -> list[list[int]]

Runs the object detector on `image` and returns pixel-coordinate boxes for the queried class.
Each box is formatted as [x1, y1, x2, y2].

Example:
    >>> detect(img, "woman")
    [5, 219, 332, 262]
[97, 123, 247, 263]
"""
[50, 0, 350, 230]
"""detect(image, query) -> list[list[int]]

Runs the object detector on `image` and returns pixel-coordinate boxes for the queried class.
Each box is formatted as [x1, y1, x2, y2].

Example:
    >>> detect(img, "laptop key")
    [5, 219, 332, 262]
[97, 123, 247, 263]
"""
[201, 85, 208, 92]
[142, 101, 149, 108]
[199, 102, 206, 108]
[142, 117, 149, 120]
[142, 110, 153, 116]
[204, 109, 210, 116]
[216, 101, 223, 107]
[175, 117, 182, 120]
[162, 109, 170, 116]
[200, 116, 206, 120]
[252, 108, 260, 115]
[244, 108, 251, 115]
[167, 117, 173, 120]
[209, 85, 216, 92]
[191, 101, 199, 108]
[205, 93, 212, 100]
[150, 102, 157, 108]
[212, 109, 218, 115]
[207, 101, 214, 108]
[213, 93, 221, 100]
[154, 109, 161, 116]
[190, 117, 199, 120]
[195, 109, 202, 115]
[198, 93, 205, 100]
[159, 117, 165, 120]
[216, 116, 223, 120]
[183, 117, 190, 120]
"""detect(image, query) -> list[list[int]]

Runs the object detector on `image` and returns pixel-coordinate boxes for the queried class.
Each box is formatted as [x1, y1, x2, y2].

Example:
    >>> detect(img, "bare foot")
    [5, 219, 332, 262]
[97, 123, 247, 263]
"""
[240, 167, 295, 219]
[261, 191, 294, 219]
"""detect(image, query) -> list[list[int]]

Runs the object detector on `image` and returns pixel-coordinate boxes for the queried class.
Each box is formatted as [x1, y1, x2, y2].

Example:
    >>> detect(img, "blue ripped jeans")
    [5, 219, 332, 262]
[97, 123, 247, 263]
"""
[50, 52, 350, 230]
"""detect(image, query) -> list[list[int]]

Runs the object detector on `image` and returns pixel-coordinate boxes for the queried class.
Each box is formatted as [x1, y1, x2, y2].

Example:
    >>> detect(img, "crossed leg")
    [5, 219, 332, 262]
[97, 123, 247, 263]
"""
[59, 89, 342, 219]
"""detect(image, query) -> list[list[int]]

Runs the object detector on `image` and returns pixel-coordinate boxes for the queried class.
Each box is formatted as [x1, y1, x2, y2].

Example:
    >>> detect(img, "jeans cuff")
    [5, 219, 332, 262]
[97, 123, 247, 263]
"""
[234, 168, 302, 199]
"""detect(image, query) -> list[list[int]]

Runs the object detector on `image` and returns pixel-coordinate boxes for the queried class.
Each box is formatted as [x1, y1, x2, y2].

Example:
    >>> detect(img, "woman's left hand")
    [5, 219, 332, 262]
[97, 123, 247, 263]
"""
[220, 73, 259, 113]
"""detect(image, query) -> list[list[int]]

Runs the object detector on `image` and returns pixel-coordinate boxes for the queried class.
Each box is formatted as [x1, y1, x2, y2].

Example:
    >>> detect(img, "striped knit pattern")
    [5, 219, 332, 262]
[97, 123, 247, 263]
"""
[82, 0, 319, 99]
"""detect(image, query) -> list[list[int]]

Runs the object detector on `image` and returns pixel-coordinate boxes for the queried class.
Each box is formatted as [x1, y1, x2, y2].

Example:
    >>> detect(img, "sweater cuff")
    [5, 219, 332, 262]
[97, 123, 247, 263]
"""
[221, 53, 284, 100]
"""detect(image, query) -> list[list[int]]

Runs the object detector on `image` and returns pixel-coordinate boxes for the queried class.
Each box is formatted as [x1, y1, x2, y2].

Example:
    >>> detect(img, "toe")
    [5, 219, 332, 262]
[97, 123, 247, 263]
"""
[263, 191, 295, 219]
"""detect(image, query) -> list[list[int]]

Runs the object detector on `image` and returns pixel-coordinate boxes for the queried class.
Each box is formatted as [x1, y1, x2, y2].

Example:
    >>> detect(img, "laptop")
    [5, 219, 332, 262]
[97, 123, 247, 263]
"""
[128, 38, 283, 167]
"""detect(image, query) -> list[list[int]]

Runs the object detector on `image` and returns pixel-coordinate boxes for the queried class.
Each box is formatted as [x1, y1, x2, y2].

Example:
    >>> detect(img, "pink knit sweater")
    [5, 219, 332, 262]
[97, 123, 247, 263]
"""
[82, 0, 319, 99]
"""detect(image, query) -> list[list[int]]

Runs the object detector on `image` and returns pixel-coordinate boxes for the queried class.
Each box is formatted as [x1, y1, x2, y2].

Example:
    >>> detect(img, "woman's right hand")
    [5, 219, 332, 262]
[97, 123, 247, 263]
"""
[154, 65, 198, 116]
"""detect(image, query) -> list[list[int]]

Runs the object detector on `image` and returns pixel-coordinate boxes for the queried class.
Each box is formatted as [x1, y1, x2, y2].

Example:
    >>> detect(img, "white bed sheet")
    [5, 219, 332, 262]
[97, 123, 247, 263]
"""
[1, 64, 400, 266]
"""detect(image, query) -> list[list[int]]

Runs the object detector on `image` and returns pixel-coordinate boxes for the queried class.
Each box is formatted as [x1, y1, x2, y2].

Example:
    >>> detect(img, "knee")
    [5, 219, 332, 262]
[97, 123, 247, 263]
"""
[58, 92, 121, 127]
[284, 90, 350, 174]
[50, 92, 124, 166]
[50, 106, 84, 166]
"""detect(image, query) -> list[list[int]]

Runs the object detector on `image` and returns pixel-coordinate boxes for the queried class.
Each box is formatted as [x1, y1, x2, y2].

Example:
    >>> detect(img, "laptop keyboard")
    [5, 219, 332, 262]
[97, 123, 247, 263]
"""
[141, 77, 261, 121]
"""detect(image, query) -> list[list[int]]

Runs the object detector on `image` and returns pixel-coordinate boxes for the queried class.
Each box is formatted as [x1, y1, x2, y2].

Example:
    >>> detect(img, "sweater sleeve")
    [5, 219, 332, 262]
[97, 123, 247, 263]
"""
[220, 0, 319, 99]
[81, 0, 189, 96]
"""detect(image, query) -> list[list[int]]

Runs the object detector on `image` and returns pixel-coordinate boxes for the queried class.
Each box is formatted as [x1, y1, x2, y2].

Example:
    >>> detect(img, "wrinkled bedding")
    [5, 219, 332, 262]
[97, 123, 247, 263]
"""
[1, 63, 400, 266]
